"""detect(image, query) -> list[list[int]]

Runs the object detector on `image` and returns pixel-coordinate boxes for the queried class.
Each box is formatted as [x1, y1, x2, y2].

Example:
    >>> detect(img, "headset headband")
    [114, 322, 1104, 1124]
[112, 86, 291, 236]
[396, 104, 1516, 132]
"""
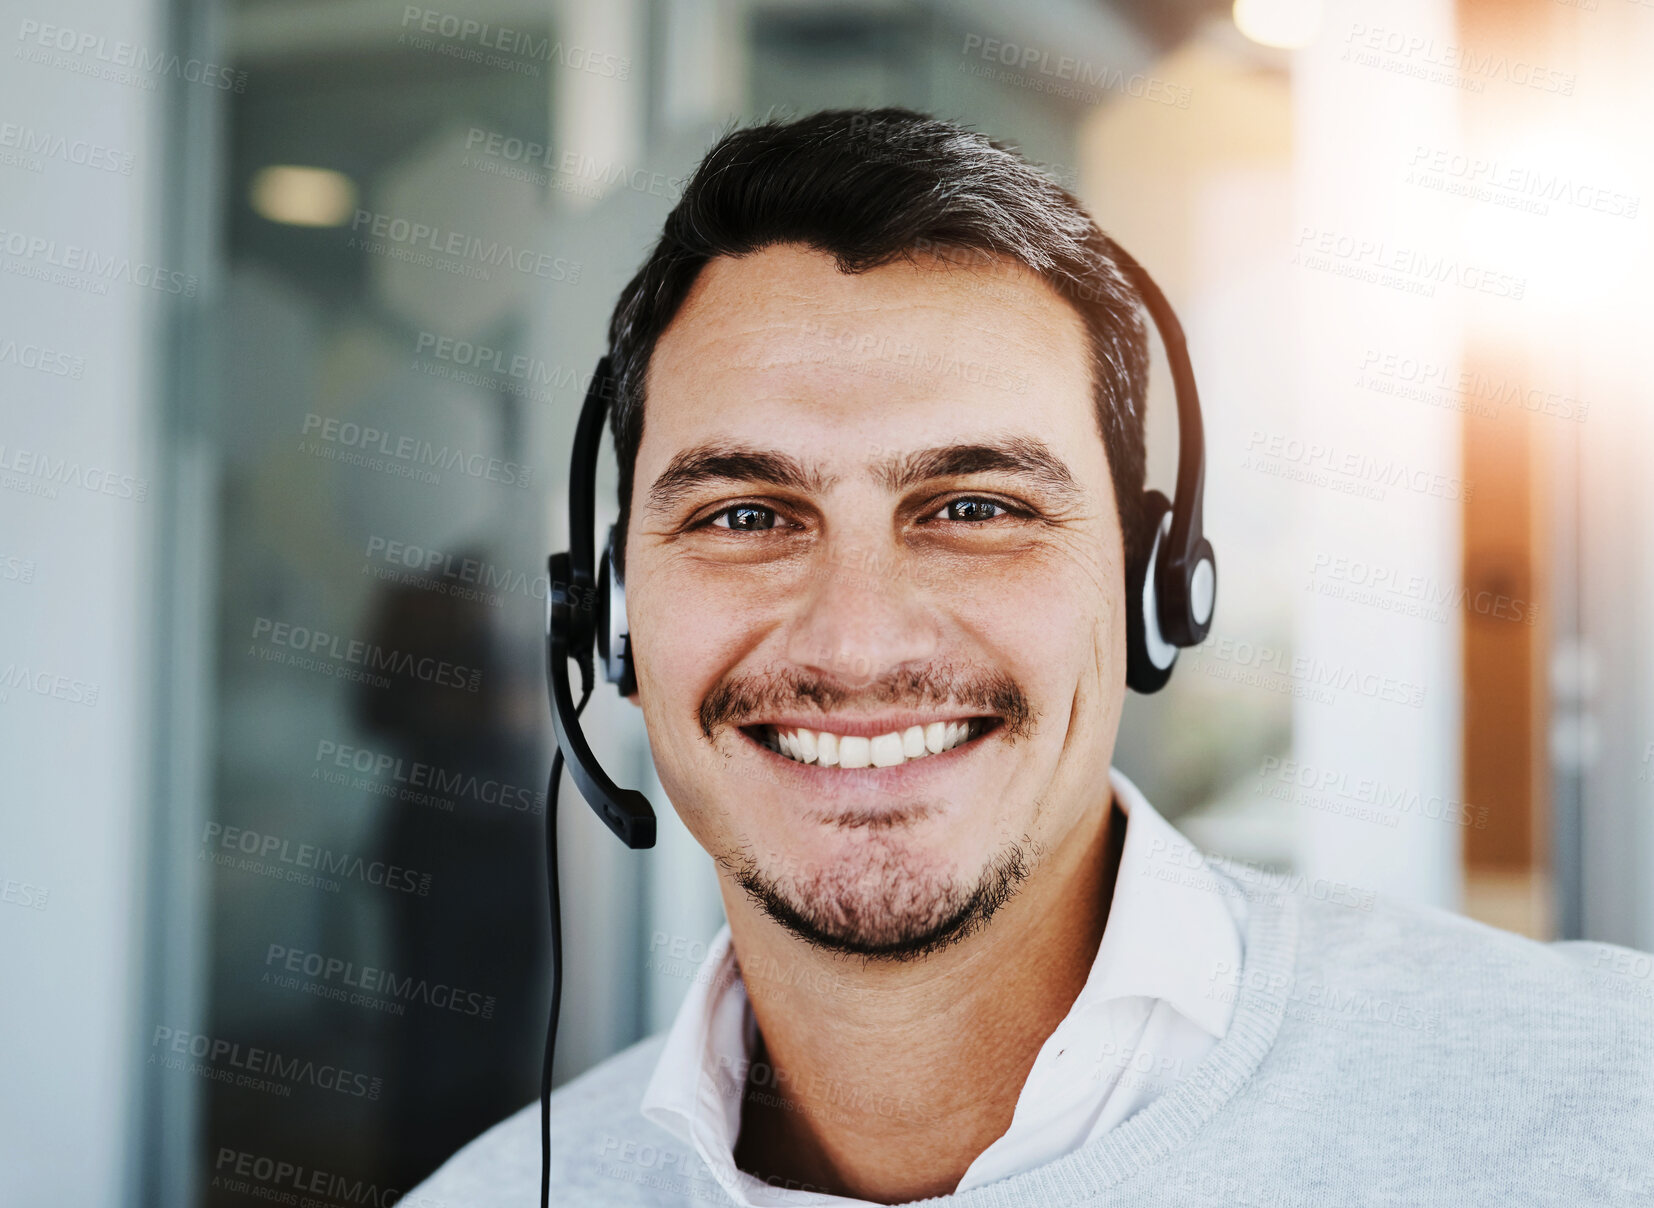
[1105, 244, 1215, 650]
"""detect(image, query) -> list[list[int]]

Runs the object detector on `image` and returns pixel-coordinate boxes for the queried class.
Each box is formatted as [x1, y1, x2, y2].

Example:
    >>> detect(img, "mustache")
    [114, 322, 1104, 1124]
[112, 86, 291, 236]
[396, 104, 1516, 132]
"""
[698, 661, 1036, 742]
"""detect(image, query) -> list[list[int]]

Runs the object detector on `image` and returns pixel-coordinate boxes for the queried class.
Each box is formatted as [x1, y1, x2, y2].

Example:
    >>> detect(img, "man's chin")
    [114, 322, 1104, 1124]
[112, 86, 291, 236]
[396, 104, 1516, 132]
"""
[730, 841, 1032, 962]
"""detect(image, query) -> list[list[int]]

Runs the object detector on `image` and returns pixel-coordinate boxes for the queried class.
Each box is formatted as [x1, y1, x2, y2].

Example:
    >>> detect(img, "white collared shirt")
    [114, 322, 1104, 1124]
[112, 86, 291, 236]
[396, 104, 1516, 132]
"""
[639, 767, 1247, 1205]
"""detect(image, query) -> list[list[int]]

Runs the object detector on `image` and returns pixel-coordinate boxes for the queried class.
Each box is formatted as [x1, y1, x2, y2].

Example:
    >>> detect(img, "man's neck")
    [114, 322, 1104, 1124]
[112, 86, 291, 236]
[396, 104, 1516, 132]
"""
[726, 794, 1122, 1203]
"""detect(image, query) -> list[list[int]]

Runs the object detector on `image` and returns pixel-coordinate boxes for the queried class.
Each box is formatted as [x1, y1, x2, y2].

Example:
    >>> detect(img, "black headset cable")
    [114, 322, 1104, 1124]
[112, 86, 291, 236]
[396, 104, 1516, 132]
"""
[541, 664, 592, 1208]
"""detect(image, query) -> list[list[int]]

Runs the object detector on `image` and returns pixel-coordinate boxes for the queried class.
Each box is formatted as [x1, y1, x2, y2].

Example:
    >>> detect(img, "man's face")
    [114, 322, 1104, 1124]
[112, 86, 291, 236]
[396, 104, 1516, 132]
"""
[623, 244, 1127, 958]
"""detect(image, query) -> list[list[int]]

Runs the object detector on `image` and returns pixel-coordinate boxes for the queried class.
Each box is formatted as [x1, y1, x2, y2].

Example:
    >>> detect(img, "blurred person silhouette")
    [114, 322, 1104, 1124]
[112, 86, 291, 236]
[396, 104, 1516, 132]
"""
[351, 544, 549, 1186]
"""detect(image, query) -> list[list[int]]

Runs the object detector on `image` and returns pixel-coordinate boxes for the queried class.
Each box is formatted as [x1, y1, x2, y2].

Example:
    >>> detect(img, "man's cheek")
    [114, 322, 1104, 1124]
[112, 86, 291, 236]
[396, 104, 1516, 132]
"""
[1049, 622, 1123, 760]
[633, 673, 703, 801]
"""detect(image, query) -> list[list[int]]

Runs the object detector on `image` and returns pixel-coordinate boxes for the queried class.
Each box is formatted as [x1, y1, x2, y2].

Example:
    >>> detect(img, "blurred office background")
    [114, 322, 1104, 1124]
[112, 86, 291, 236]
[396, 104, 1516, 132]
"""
[2, 0, 1651, 1203]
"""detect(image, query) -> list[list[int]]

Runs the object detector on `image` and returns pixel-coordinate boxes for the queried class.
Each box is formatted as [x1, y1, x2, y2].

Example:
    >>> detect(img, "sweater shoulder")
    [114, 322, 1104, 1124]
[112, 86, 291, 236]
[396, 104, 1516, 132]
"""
[405, 1033, 714, 1207]
[1278, 892, 1654, 1116]
[1296, 889, 1654, 1024]
[1205, 895, 1653, 1198]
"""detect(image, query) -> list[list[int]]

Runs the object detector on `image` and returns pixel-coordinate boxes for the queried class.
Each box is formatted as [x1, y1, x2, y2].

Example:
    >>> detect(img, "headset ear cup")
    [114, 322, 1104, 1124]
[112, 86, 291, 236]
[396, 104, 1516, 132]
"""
[594, 547, 612, 671]
[598, 527, 638, 695]
[613, 534, 637, 695]
[611, 553, 638, 697]
[1126, 490, 1178, 695]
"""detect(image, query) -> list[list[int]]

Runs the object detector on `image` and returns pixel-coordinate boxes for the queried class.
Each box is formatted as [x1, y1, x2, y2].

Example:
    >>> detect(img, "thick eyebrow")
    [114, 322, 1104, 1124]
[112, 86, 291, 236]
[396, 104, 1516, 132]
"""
[644, 442, 836, 517]
[871, 437, 1084, 502]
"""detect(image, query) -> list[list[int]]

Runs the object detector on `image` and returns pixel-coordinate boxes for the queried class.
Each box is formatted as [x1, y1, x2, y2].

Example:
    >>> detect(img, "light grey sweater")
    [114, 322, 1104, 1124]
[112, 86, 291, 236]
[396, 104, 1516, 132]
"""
[410, 887, 1654, 1205]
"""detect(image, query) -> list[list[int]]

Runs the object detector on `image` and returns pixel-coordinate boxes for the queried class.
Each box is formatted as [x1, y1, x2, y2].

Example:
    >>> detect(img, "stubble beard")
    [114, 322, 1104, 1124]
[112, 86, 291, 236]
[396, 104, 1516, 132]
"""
[727, 826, 1036, 962]
[700, 660, 1042, 960]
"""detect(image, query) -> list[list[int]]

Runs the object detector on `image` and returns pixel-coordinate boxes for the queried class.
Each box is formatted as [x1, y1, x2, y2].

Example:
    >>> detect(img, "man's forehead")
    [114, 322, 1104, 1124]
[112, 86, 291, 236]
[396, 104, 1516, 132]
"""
[636, 245, 1104, 505]
[654, 243, 1088, 367]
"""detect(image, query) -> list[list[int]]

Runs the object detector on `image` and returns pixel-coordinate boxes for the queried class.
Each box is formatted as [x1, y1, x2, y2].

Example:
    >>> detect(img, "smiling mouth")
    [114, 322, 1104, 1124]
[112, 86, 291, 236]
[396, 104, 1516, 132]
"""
[739, 718, 1000, 769]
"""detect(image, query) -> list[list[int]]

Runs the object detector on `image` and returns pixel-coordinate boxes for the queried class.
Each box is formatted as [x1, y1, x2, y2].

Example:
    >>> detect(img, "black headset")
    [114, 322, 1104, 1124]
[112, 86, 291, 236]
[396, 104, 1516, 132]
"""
[535, 245, 1213, 1205]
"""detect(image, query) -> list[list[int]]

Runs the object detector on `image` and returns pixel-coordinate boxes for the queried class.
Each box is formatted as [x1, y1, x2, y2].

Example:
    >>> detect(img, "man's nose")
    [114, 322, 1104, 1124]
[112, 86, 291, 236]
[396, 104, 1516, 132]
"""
[783, 543, 941, 687]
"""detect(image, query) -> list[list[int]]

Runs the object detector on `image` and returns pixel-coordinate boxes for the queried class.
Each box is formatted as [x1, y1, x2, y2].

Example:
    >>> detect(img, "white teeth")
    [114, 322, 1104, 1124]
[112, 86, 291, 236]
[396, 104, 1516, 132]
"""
[870, 733, 905, 767]
[838, 736, 871, 769]
[763, 720, 985, 768]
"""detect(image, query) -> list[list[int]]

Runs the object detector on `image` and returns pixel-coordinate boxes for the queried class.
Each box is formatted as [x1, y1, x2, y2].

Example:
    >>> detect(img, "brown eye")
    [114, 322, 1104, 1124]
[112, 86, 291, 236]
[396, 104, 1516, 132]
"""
[711, 504, 778, 531]
[938, 497, 1007, 522]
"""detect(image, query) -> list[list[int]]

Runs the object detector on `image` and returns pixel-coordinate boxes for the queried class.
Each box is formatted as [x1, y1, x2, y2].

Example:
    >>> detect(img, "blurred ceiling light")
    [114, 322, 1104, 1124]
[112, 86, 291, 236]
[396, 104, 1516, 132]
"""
[1232, 0, 1322, 50]
[249, 165, 357, 227]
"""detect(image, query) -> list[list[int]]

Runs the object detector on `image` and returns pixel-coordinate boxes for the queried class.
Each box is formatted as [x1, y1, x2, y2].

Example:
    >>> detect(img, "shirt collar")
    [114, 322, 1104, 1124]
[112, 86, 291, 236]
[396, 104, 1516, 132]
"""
[639, 766, 1243, 1183]
[1076, 766, 1244, 1039]
[640, 928, 758, 1193]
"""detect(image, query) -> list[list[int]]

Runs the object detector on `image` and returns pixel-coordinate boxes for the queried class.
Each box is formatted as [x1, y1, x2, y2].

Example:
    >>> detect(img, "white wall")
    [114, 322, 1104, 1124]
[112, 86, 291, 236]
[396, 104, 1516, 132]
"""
[1289, 0, 1464, 909]
[0, 0, 170, 1203]
[1562, 0, 1654, 948]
